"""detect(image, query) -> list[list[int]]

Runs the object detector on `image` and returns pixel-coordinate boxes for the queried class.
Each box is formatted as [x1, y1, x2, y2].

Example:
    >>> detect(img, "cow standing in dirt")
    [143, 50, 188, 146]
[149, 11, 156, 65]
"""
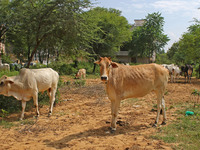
[181, 64, 193, 83]
[0, 68, 59, 120]
[95, 57, 169, 132]
[76, 69, 86, 79]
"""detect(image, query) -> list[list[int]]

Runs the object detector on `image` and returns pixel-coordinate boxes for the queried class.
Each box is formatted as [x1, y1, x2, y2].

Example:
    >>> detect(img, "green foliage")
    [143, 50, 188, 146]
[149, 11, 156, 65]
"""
[73, 80, 86, 87]
[0, 95, 21, 114]
[0, 70, 18, 77]
[1, 0, 93, 67]
[1, 53, 12, 64]
[168, 23, 200, 64]
[191, 89, 200, 96]
[127, 12, 169, 59]
[155, 53, 171, 64]
[48, 60, 99, 75]
[0, 109, 9, 118]
[86, 7, 132, 57]
[0, 120, 14, 129]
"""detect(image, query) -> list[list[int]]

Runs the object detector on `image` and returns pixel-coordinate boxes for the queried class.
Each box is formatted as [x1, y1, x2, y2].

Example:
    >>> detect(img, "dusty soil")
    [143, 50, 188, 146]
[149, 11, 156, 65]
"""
[0, 76, 200, 150]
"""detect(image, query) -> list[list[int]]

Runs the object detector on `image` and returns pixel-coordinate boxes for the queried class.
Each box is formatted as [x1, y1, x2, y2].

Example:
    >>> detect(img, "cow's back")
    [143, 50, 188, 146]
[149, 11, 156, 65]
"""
[107, 63, 168, 100]
[31, 68, 59, 92]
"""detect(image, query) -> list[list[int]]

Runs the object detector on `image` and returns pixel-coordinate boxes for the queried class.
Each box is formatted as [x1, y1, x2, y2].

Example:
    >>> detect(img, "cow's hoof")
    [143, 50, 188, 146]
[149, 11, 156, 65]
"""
[110, 129, 116, 134]
[19, 118, 23, 121]
[161, 121, 166, 125]
[48, 113, 52, 117]
[109, 127, 116, 133]
[35, 115, 40, 119]
[152, 123, 157, 127]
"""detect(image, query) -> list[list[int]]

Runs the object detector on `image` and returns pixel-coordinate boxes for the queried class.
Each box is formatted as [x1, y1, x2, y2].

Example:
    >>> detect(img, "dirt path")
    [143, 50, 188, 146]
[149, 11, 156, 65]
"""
[0, 76, 200, 150]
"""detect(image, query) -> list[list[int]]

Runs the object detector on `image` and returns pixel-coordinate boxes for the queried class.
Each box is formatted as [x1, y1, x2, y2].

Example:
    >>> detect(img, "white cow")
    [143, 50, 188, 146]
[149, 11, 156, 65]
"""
[162, 64, 180, 82]
[171, 66, 181, 82]
[76, 69, 86, 79]
[95, 57, 169, 131]
[0, 63, 10, 72]
[0, 68, 59, 120]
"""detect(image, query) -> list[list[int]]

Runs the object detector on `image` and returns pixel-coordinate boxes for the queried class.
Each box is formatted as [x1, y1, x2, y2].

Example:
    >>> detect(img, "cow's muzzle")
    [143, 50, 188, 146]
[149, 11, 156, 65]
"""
[101, 76, 108, 81]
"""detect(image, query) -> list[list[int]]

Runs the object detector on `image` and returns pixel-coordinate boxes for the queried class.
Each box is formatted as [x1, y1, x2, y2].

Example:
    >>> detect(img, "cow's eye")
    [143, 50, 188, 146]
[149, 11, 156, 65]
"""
[0, 82, 4, 85]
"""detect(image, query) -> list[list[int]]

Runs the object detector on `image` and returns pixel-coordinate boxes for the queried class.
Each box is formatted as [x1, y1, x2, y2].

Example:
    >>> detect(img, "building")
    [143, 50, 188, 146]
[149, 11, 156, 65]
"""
[116, 19, 156, 64]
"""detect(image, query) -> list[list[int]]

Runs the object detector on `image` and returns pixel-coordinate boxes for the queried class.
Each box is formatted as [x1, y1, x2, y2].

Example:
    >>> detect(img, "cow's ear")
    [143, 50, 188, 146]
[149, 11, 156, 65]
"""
[5, 78, 14, 84]
[94, 60, 100, 65]
[108, 57, 111, 61]
[111, 62, 118, 68]
[0, 75, 7, 80]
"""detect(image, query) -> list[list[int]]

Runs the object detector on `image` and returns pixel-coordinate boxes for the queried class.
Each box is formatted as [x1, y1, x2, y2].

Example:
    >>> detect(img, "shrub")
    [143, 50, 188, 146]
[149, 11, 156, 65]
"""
[73, 80, 86, 87]
[59, 64, 77, 75]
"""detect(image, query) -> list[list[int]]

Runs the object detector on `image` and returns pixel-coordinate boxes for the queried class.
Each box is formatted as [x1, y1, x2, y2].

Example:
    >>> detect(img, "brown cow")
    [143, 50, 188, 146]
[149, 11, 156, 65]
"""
[95, 57, 169, 132]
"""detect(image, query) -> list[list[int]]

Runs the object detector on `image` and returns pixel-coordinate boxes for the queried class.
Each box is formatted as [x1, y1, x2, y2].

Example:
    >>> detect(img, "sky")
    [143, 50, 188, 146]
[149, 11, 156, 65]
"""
[91, 0, 200, 51]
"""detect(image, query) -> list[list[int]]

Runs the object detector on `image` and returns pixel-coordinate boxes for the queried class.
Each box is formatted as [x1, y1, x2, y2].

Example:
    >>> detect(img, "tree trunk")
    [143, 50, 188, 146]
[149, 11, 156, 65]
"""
[26, 42, 40, 68]
[93, 63, 96, 73]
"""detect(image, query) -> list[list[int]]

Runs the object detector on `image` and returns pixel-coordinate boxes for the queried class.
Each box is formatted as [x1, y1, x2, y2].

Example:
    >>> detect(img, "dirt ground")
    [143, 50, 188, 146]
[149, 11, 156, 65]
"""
[0, 76, 200, 150]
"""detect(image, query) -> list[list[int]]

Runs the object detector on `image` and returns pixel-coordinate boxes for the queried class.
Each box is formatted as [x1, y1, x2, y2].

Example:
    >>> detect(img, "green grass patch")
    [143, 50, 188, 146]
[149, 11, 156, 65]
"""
[19, 119, 35, 125]
[151, 105, 200, 150]
[0, 71, 19, 77]
[0, 120, 14, 129]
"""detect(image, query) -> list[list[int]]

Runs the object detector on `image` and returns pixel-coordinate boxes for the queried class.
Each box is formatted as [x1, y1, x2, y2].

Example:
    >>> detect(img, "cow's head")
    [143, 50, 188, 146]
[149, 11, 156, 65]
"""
[0, 75, 14, 95]
[94, 57, 118, 82]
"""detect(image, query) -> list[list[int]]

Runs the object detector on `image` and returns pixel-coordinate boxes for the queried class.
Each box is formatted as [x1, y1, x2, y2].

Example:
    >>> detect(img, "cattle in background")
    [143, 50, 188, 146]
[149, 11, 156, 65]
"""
[76, 69, 86, 79]
[95, 57, 169, 132]
[162, 64, 181, 82]
[181, 64, 193, 83]
[0, 63, 10, 72]
[0, 68, 59, 120]
[171, 66, 181, 83]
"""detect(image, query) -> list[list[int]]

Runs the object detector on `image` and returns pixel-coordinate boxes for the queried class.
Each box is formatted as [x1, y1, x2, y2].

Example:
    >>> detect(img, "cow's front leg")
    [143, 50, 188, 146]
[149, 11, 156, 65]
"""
[20, 101, 26, 120]
[33, 93, 40, 118]
[110, 100, 121, 132]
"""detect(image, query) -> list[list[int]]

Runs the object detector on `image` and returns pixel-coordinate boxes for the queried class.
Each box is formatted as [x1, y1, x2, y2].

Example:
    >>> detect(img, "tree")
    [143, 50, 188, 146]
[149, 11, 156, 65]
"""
[127, 12, 169, 62]
[86, 7, 132, 58]
[4, 0, 92, 67]
[174, 24, 200, 64]
[167, 42, 179, 60]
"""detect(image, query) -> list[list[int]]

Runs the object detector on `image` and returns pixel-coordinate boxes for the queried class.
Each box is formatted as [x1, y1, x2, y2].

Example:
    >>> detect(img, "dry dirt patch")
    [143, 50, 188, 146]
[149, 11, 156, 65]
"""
[0, 76, 199, 150]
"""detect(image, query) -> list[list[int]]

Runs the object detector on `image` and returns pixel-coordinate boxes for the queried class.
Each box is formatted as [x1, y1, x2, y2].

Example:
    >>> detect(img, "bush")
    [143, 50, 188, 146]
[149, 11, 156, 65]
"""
[59, 64, 77, 75]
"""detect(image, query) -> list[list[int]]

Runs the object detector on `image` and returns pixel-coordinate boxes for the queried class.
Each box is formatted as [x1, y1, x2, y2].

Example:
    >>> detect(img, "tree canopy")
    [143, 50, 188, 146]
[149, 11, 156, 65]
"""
[124, 12, 169, 61]
[167, 23, 200, 65]
[86, 7, 132, 58]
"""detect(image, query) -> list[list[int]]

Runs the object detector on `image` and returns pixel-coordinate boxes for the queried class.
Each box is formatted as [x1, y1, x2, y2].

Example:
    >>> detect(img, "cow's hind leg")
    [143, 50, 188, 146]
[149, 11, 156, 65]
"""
[110, 100, 121, 132]
[33, 92, 40, 118]
[161, 96, 166, 125]
[20, 101, 26, 120]
[48, 88, 56, 117]
[154, 92, 166, 127]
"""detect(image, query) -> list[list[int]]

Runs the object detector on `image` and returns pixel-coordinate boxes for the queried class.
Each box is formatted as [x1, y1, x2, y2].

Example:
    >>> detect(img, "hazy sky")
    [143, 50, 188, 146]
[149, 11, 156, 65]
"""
[92, 0, 200, 51]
